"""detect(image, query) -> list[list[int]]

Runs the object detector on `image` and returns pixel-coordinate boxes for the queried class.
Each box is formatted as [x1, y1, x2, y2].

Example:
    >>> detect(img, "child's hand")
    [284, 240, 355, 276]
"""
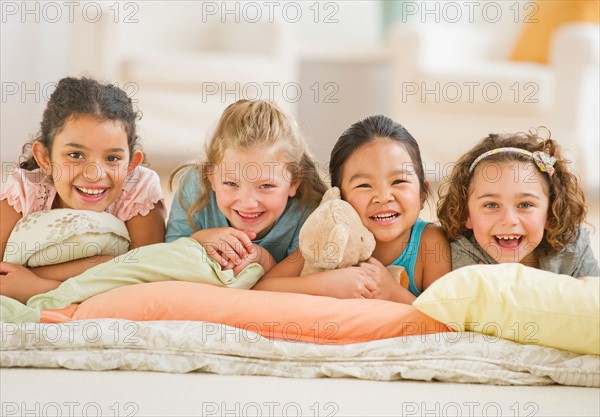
[0, 262, 61, 304]
[228, 244, 276, 276]
[190, 228, 256, 269]
[322, 267, 378, 299]
[358, 257, 398, 300]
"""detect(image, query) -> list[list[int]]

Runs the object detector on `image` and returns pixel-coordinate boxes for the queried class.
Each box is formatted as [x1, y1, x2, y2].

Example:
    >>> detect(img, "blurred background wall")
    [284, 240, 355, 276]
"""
[2, 1, 598, 257]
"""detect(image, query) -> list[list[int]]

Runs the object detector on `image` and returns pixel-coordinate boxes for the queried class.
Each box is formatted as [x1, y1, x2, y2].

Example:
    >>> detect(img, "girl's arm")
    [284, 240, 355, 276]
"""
[1, 249, 113, 303]
[9, 203, 167, 283]
[252, 248, 377, 299]
[1, 200, 111, 302]
[0, 200, 23, 260]
[420, 224, 452, 290]
[125, 201, 167, 248]
[2, 201, 166, 285]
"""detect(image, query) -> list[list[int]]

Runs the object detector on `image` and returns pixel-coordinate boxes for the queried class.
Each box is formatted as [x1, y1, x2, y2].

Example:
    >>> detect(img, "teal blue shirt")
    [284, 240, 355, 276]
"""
[390, 218, 430, 296]
[166, 169, 312, 263]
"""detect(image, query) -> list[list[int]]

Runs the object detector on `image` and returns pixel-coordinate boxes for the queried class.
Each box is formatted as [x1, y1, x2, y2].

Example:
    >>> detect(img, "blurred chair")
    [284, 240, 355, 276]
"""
[388, 21, 599, 196]
[69, 2, 298, 172]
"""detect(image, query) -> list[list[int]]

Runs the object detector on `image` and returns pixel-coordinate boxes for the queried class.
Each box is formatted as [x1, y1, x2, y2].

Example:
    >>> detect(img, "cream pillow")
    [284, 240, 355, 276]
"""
[3, 209, 130, 267]
[413, 264, 599, 355]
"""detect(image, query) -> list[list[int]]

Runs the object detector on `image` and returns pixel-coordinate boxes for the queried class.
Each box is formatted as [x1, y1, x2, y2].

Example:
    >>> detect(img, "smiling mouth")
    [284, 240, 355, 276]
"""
[235, 210, 264, 219]
[75, 186, 107, 197]
[370, 212, 399, 222]
[494, 234, 523, 249]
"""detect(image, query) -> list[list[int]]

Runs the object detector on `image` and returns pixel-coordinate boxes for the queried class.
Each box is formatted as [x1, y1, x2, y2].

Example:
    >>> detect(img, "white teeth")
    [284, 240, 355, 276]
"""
[496, 235, 521, 240]
[238, 212, 262, 219]
[77, 187, 105, 195]
[371, 213, 398, 220]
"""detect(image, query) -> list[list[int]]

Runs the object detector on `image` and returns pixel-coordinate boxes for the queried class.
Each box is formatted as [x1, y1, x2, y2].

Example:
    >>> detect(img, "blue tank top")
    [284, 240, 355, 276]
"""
[390, 218, 429, 296]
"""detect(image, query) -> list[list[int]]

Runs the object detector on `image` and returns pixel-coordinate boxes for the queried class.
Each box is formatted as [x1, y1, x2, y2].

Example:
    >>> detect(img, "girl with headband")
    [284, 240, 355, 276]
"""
[437, 129, 599, 277]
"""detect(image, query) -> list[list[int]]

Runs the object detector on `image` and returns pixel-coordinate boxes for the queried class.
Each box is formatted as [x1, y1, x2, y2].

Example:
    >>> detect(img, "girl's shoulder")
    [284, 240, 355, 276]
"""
[0, 168, 55, 215]
[420, 222, 450, 246]
[107, 166, 165, 221]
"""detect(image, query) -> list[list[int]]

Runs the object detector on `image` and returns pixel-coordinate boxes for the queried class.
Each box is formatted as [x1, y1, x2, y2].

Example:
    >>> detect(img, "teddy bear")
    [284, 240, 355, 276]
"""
[298, 187, 408, 287]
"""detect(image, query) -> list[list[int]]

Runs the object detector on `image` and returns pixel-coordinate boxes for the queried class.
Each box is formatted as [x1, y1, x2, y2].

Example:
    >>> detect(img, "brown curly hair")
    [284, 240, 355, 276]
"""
[170, 99, 327, 231]
[437, 128, 587, 254]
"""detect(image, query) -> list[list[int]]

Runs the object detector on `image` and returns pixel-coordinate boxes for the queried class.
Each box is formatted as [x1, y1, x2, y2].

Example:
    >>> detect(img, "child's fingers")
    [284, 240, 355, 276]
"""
[204, 246, 229, 267]
[0, 262, 21, 274]
[362, 276, 377, 293]
[243, 231, 257, 242]
[359, 283, 375, 298]
[220, 230, 255, 261]
[221, 259, 235, 271]
[219, 242, 247, 265]
[232, 257, 253, 276]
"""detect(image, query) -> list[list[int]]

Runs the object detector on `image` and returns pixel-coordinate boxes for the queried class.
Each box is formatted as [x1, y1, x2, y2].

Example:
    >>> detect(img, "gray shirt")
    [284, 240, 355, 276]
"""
[451, 228, 599, 277]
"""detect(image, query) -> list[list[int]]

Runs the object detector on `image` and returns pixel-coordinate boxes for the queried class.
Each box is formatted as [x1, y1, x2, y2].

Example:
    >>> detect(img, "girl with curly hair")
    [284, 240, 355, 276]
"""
[437, 129, 599, 277]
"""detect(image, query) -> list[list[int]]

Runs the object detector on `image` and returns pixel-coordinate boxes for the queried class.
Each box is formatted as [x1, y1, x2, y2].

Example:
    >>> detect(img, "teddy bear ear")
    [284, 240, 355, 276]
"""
[321, 187, 341, 204]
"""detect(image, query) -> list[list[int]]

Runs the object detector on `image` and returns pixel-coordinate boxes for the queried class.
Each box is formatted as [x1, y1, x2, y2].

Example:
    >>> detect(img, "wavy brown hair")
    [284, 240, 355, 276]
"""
[170, 99, 327, 231]
[437, 128, 587, 254]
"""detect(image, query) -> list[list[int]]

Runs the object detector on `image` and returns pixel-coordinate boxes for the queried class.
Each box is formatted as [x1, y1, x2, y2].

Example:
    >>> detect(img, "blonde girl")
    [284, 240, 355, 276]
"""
[167, 99, 327, 274]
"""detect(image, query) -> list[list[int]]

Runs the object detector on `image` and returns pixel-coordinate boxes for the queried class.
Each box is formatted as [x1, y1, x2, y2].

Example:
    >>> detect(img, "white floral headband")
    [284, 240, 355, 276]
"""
[469, 147, 557, 178]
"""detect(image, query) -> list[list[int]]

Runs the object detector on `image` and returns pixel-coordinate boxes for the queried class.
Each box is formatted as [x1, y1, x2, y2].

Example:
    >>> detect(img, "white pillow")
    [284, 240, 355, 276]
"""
[3, 209, 131, 267]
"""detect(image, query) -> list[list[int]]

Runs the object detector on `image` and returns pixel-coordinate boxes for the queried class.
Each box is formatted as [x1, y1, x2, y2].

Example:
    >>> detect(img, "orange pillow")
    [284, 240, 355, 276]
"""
[41, 282, 450, 345]
[511, 0, 599, 63]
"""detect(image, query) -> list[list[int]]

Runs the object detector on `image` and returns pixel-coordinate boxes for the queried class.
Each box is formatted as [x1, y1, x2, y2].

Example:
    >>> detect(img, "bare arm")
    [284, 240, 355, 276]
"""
[0, 199, 22, 260]
[420, 224, 452, 290]
[18, 204, 167, 282]
[2, 201, 166, 287]
[1, 201, 112, 301]
[125, 202, 167, 249]
[253, 248, 376, 299]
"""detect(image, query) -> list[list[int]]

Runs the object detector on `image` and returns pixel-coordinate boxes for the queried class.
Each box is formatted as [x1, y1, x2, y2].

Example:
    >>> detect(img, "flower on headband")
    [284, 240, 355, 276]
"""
[469, 147, 556, 178]
[531, 151, 556, 177]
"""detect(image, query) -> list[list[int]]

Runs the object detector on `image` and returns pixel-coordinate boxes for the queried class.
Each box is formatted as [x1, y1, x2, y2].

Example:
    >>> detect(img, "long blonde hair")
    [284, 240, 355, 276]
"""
[170, 99, 327, 230]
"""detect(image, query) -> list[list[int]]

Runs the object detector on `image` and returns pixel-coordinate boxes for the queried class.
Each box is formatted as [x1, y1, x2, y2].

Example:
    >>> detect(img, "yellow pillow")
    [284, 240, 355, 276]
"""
[511, 0, 600, 63]
[413, 264, 599, 355]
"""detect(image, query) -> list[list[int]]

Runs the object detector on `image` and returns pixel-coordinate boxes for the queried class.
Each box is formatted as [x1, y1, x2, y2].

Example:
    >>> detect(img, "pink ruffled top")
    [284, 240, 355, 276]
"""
[1, 166, 164, 221]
